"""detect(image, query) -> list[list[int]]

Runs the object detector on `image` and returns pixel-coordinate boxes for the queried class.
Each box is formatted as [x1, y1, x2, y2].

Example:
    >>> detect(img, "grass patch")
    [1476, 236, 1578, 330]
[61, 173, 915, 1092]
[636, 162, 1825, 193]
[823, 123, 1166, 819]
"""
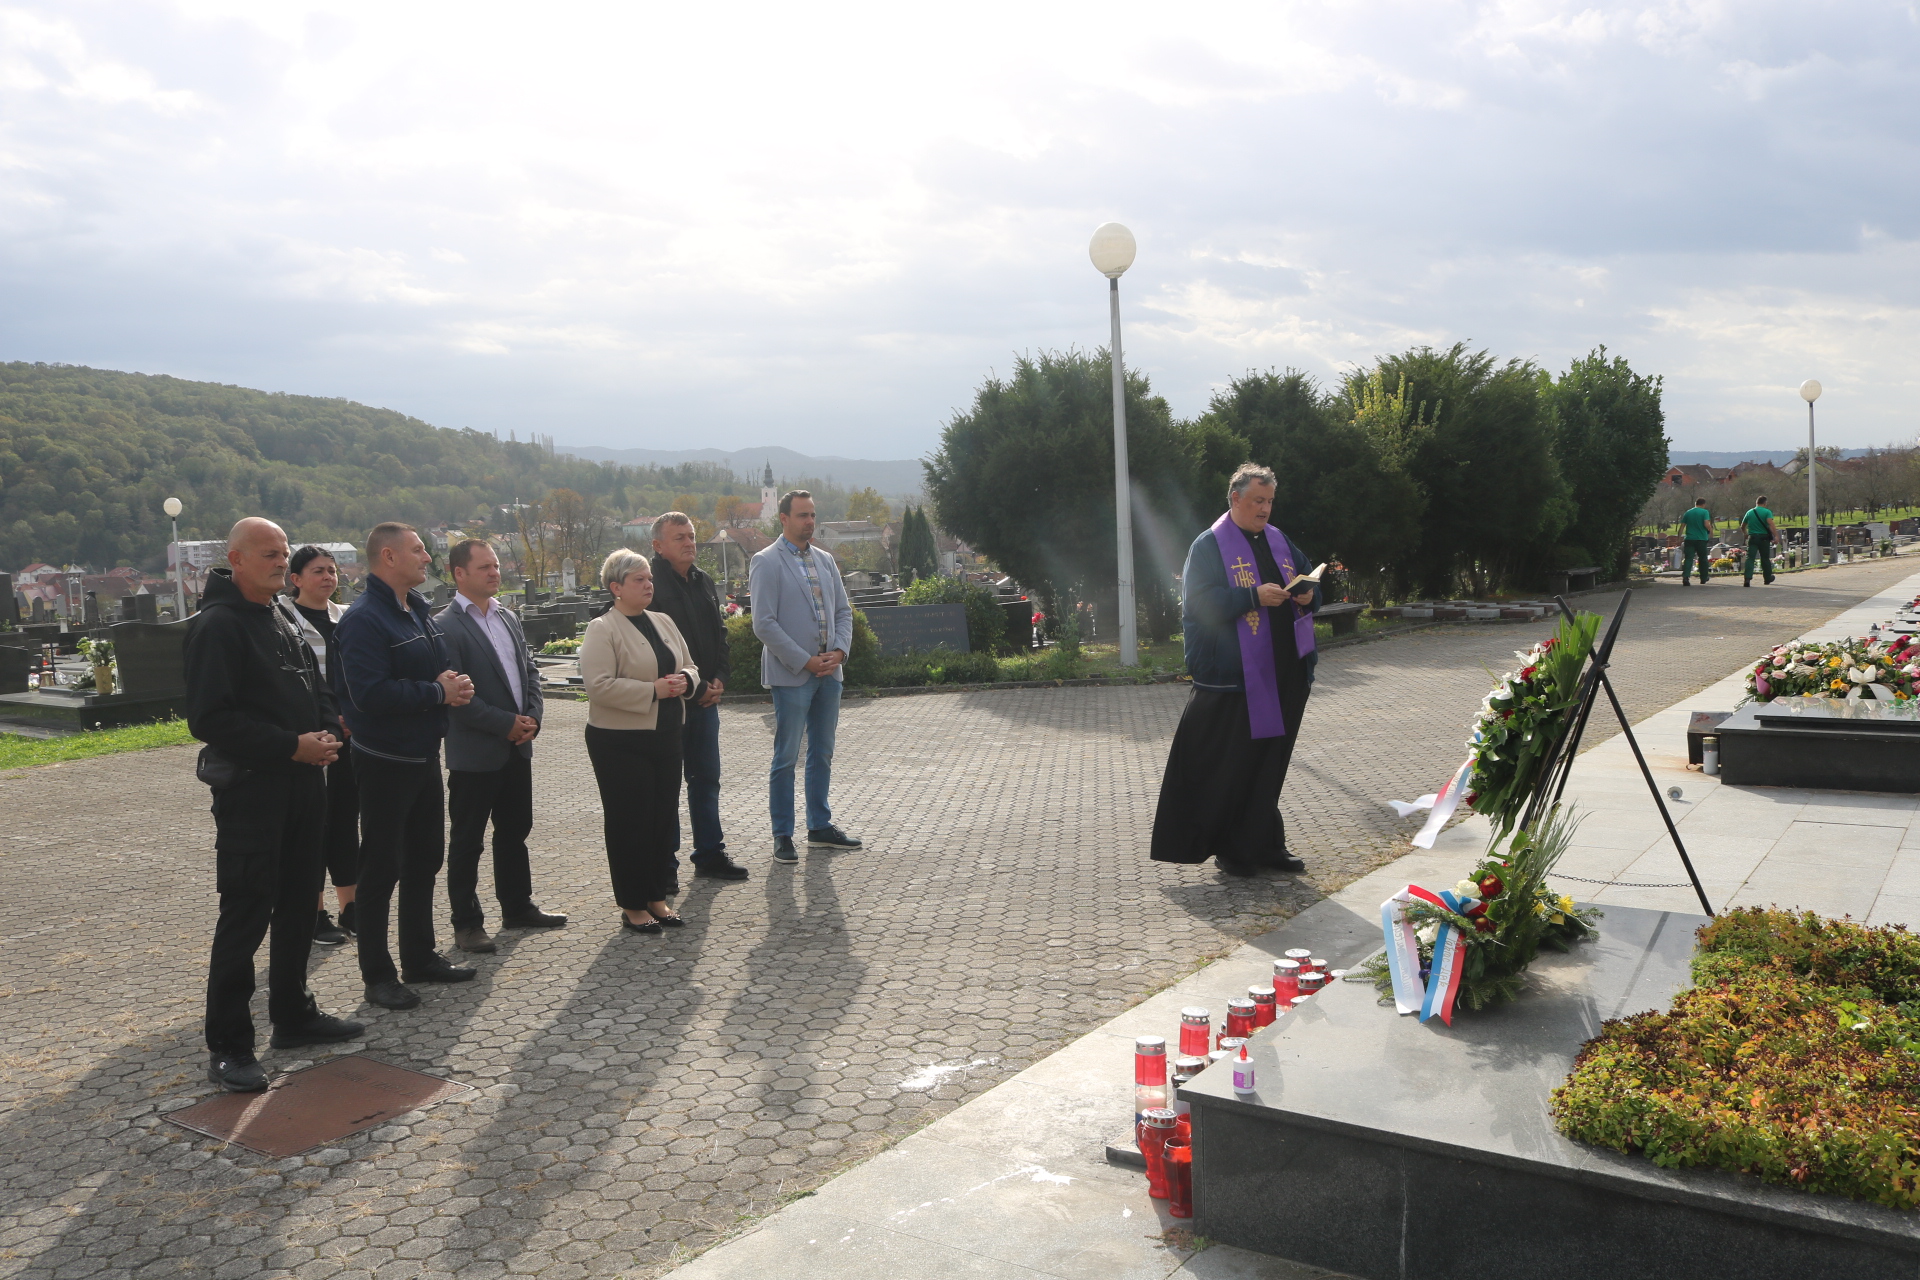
[1552, 908, 1920, 1208]
[0, 718, 196, 770]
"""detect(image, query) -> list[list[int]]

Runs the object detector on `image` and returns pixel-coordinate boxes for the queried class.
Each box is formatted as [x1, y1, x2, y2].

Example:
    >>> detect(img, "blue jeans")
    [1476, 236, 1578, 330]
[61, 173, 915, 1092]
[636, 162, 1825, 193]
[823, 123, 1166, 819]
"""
[769, 675, 841, 837]
[682, 700, 725, 866]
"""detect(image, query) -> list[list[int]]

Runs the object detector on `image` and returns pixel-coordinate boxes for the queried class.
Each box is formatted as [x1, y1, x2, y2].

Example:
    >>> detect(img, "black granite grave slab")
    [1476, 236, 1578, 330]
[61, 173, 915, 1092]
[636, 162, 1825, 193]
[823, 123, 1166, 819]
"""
[1181, 903, 1920, 1279]
[1717, 699, 1920, 793]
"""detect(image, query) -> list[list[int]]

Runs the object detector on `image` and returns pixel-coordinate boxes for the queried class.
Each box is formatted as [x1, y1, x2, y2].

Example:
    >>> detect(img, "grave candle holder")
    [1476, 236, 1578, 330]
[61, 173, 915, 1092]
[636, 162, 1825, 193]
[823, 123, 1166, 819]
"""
[1164, 1138, 1193, 1218]
[1139, 1108, 1177, 1199]
[1272, 958, 1302, 1004]
[1283, 947, 1312, 970]
[1248, 986, 1277, 1027]
[1134, 1036, 1167, 1140]
[1178, 1007, 1213, 1058]
[1223, 997, 1256, 1043]
[1297, 970, 1327, 998]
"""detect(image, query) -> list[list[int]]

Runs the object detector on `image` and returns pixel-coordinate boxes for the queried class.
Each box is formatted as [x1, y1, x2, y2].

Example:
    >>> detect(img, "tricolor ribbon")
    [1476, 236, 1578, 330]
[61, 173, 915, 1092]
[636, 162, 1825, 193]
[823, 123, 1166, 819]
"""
[1378, 884, 1471, 1025]
[1387, 759, 1473, 849]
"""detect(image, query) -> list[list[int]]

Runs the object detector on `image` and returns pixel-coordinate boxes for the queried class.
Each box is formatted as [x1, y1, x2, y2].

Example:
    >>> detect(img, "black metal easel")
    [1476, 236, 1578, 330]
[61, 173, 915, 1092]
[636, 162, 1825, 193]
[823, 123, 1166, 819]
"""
[1516, 590, 1714, 916]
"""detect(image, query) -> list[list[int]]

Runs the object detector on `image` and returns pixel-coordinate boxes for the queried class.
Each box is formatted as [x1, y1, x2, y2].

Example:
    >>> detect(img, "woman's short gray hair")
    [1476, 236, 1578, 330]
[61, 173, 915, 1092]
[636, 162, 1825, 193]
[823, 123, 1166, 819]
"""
[1229, 462, 1278, 497]
[600, 548, 650, 589]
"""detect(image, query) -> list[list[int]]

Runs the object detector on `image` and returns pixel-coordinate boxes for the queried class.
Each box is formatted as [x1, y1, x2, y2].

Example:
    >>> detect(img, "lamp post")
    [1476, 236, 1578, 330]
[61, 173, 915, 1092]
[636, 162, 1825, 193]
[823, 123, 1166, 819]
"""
[163, 496, 187, 618]
[1089, 221, 1139, 667]
[1801, 380, 1823, 567]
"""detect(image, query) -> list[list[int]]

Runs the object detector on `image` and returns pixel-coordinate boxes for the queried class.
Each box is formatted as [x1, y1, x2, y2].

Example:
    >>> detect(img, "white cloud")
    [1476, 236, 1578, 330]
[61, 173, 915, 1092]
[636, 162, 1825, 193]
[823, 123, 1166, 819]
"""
[0, 0, 1916, 455]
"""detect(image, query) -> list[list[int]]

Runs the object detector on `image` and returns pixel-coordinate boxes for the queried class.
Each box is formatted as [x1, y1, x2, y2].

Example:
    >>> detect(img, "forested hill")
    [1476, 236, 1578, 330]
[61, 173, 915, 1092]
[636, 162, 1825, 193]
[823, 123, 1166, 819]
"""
[0, 362, 749, 571]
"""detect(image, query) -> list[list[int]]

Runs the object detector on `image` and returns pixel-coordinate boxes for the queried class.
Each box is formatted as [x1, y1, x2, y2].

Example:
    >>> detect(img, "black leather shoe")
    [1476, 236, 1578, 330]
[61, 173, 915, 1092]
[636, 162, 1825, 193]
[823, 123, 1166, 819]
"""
[1216, 857, 1259, 878]
[500, 906, 568, 929]
[365, 980, 421, 1010]
[271, 1012, 366, 1049]
[402, 955, 477, 984]
[1274, 851, 1307, 873]
[314, 910, 348, 946]
[773, 836, 798, 864]
[208, 1052, 269, 1093]
[694, 857, 750, 880]
[622, 915, 663, 935]
[337, 900, 357, 937]
[807, 825, 862, 849]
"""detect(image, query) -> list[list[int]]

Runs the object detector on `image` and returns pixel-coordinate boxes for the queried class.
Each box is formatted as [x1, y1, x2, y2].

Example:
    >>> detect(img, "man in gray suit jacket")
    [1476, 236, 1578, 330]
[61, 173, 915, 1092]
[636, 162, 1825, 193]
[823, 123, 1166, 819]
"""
[437, 539, 567, 952]
[749, 491, 862, 865]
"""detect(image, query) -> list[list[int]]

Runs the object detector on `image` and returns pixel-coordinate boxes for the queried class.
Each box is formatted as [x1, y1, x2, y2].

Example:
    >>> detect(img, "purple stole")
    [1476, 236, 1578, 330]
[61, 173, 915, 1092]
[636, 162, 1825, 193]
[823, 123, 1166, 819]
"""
[1211, 512, 1315, 739]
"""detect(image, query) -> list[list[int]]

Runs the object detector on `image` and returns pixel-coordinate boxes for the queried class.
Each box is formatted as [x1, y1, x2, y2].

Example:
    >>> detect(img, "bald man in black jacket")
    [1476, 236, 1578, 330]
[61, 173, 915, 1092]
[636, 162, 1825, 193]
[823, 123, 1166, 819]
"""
[185, 517, 365, 1091]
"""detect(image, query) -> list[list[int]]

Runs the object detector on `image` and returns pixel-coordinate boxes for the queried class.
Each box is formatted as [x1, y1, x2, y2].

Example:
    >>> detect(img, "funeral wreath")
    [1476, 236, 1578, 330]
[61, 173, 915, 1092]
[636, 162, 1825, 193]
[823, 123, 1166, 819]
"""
[1744, 635, 1920, 704]
[1464, 610, 1602, 838]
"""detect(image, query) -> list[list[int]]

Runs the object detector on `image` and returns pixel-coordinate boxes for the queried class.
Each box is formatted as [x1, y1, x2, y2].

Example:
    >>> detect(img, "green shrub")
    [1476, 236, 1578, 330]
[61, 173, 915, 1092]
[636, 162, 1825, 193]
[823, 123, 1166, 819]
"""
[859, 647, 1001, 688]
[1553, 908, 1920, 1208]
[899, 576, 1010, 654]
[728, 608, 880, 693]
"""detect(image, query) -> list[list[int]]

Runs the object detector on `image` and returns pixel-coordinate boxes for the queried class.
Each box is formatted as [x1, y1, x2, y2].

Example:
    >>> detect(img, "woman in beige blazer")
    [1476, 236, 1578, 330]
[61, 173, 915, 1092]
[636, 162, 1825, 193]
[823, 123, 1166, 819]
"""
[580, 549, 701, 934]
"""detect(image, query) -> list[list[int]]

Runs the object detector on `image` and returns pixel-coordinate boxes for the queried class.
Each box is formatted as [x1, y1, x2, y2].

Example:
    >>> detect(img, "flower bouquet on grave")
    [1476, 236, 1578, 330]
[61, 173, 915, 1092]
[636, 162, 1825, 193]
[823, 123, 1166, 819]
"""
[1360, 804, 1601, 1024]
[1462, 609, 1602, 840]
[1744, 636, 1920, 704]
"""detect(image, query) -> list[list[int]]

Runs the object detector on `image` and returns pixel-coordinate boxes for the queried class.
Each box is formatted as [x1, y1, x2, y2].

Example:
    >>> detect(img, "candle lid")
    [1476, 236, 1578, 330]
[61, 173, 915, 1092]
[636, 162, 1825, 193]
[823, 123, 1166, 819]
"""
[1249, 986, 1275, 1001]
[1135, 1036, 1166, 1053]
[1179, 1006, 1211, 1022]
[1208, 1049, 1230, 1063]
[1284, 948, 1312, 962]
[1219, 1037, 1248, 1051]
[1173, 1056, 1207, 1073]
[1142, 1108, 1178, 1128]
[1274, 958, 1301, 972]
[1226, 997, 1256, 1013]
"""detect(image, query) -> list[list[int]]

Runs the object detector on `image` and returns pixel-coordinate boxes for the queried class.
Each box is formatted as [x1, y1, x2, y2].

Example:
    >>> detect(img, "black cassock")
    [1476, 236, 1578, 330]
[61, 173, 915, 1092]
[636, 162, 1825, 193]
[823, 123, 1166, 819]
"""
[1150, 527, 1311, 869]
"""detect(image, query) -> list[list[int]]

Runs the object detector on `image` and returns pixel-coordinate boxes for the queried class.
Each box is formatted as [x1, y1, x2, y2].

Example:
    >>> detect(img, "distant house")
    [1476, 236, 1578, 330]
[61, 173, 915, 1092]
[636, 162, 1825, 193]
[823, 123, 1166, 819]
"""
[813, 520, 885, 551]
[315, 541, 359, 564]
[1665, 464, 1729, 487]
[621, 515, 658, 543]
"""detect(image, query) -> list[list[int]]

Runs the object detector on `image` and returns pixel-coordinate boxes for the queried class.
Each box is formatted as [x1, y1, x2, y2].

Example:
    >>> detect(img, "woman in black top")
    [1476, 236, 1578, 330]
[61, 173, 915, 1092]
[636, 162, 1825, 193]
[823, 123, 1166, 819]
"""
[287, 545, 359, 944]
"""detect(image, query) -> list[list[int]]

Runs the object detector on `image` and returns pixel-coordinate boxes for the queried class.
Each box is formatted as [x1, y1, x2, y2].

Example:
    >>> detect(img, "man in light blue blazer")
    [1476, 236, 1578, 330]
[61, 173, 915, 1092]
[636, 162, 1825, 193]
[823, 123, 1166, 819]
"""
[749, 490, 862, 864]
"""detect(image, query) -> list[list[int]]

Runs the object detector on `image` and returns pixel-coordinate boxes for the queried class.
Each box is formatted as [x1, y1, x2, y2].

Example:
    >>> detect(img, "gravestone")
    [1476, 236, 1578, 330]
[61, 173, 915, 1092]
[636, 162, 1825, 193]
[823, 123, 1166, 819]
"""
[132, 593, 159, 622]
[860, 603, 970, 656]
[83, 591, 100, 627]
[30, 598, 46, 622]
[0, 644, 30, 694]
[111, 618, 191, 698]
[0, 573, 15, 626]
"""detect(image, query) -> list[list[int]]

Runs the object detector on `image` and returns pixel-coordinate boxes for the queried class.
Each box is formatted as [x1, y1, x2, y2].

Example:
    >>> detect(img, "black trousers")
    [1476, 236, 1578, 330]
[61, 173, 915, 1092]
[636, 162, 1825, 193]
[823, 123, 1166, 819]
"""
[584, 724, 682, 909]
[447, 754, 535, 928]
[353, 752, 445, 984]
[322, 747, 360, 888]
[205, 768, 326, 1054]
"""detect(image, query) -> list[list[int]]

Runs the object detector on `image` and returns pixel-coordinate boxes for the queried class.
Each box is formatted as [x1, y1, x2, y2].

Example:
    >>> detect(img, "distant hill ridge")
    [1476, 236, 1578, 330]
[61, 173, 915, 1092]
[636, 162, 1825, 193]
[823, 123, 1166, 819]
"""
[558, 444, 925, 499]
[1669, 449, 1874, 467]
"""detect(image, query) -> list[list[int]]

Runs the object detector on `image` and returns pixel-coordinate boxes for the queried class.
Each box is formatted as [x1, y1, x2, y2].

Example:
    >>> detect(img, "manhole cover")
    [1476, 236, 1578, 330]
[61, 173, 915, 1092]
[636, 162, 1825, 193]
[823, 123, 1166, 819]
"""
[166, 1055, 473, 1158]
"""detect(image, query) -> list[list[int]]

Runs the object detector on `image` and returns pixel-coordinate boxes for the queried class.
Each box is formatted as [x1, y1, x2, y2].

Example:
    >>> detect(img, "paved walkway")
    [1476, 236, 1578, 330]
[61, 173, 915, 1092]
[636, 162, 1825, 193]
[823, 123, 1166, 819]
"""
[0, 556, 1915, 1280]
[662, 563, 1920, 1280]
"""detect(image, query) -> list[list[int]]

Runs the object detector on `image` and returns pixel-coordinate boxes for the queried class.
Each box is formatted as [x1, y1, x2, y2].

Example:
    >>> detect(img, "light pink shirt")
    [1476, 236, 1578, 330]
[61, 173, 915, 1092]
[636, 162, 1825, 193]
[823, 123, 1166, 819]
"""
[452, 591, 525, 711]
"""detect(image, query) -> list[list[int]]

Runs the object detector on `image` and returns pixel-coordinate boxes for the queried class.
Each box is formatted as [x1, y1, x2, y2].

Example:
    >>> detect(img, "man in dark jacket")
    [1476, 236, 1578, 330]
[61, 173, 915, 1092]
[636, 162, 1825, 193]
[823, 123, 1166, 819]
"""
[333, 521, 476, 1010]
[1150, 464, 1321, 876]
[185, 517, 365, 1092]
[650, 513, 750, 881]
[436, 537, 567, 952]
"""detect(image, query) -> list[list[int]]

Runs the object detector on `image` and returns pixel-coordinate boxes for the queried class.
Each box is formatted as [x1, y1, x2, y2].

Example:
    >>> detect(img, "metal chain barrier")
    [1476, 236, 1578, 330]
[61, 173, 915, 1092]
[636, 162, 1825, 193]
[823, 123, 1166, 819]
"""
[1548, 871, 1693, 889]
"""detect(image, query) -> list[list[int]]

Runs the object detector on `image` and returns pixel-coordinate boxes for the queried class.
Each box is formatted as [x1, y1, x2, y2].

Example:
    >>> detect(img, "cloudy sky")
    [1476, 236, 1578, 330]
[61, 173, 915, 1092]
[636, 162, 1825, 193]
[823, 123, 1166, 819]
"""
[2, 0, 1915, 458]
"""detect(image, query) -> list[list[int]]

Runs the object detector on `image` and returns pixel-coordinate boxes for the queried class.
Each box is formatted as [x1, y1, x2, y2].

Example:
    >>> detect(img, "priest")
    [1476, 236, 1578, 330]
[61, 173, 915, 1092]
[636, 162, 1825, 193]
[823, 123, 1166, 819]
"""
[1151, 463, 1321, 875]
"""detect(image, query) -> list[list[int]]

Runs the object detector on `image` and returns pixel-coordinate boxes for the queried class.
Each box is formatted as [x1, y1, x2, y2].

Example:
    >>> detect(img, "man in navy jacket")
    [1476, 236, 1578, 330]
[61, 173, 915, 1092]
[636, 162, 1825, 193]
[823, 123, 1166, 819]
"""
[333, 522, 476, 1009]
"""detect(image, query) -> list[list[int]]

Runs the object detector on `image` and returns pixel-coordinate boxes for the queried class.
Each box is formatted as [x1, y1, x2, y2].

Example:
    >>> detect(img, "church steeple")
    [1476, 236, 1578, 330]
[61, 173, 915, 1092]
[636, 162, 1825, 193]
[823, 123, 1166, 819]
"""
[760, 462, 777, 517]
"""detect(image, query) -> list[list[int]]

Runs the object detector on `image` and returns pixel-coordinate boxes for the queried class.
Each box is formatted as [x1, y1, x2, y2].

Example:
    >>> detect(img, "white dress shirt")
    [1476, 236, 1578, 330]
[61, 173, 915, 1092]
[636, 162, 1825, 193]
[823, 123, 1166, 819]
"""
[452, 591, 525, 711]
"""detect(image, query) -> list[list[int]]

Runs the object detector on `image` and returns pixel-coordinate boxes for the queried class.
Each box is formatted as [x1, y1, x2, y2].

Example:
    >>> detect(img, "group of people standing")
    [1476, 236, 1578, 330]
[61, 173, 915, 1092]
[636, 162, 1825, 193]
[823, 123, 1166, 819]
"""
[186, 489, 863, 1092]
[1677, 493, 1781, 587]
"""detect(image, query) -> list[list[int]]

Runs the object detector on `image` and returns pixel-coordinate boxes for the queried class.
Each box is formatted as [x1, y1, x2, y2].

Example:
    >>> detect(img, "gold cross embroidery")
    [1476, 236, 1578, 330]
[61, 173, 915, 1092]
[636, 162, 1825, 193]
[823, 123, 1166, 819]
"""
[1232, 556, 1261, 634]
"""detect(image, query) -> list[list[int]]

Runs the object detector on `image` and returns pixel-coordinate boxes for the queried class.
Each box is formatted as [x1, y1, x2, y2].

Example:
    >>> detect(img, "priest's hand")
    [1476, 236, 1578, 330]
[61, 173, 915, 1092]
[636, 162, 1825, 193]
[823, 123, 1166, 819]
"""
[1256, 583, 1289, 607]
[1290, 588, 1315, 606]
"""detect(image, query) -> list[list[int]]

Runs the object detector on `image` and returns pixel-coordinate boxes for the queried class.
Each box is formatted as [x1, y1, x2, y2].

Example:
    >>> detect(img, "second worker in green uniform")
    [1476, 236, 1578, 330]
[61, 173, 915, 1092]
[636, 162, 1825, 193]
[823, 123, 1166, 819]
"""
[1742, 496, 1779, 587]
[1680, 496, 1715, 585]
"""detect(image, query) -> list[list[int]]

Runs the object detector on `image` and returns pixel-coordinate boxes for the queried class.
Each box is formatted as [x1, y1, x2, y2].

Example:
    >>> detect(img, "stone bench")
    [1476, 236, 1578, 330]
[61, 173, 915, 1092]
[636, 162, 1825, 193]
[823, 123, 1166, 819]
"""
[1316, 602, 1366, 637]
[1547, 565, 1602, 595]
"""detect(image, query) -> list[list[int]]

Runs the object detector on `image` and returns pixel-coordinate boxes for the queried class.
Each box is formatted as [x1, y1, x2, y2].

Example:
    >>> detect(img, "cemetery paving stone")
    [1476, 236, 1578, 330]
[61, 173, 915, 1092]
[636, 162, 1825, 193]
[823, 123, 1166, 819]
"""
[0, 559, 1913, 1279]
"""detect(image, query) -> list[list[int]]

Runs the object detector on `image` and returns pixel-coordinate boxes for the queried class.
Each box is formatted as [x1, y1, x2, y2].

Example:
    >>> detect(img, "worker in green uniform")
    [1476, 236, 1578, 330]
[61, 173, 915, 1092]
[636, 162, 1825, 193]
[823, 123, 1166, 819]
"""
[1742, 496, 1779, 587]
[1679, 496, 1715, 585]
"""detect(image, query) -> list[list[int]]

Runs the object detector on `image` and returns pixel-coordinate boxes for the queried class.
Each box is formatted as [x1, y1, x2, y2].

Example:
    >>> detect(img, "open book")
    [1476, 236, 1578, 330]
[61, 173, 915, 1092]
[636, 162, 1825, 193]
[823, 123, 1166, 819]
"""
[1283, 563, 1327, 594]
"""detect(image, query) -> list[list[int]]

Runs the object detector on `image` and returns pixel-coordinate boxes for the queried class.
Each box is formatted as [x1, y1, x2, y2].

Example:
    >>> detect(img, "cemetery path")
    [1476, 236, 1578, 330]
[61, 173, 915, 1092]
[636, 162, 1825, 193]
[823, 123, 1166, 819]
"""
[0, 558, 1912, 1280]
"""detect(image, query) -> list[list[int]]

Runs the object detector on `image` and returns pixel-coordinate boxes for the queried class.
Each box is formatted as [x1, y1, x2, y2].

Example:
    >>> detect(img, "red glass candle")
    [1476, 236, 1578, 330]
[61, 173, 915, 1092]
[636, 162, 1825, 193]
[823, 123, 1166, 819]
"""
[1171, 1056, 1206, 1116]
[1286, 996, 1312, 1014]
[1139, 1108, 1177, 1199]
[1297, 970, 1326, 998]
[1248, 986, 1277, 1027]
[1307, 956, 1330, 978]
[1272, 958, 1301, 1004]
[1134, 1036, 1167, 1139]
[1284, 947, 1312, 969]
[1178, 1007, 1212, 1058]
[1223, 997, 1255, 1044]
[1164, 1138, 1193, 1218]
